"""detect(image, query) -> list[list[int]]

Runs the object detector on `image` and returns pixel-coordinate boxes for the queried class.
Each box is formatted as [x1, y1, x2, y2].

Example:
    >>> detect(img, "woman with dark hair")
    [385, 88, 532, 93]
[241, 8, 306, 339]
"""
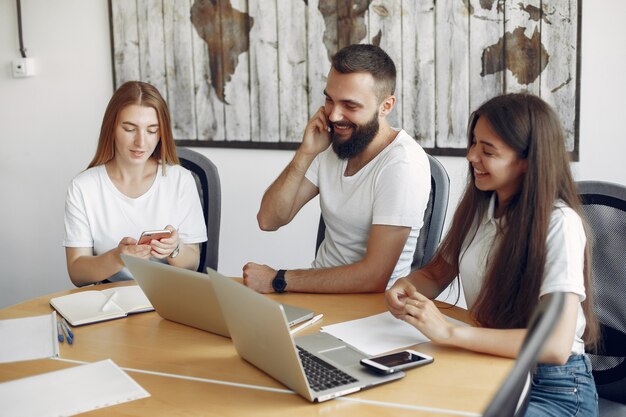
[386, 93, 599, 415]
[63, 81, 207, 286]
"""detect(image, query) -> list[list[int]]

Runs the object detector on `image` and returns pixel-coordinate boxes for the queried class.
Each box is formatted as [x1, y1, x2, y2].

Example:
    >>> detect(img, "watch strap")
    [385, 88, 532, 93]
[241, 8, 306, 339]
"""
[169, 243, 180, 258]
[272, 269, 287, 293]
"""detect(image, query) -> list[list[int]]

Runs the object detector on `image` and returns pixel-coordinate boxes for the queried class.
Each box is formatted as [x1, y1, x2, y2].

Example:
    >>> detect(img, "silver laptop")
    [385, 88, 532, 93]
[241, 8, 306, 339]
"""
[122, 255, 314, 337]
[210, 273, 404, 402]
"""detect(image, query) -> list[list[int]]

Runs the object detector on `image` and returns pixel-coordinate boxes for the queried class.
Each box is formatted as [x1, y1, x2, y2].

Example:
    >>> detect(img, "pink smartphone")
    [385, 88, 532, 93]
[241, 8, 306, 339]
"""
[137, 229, 171, 245]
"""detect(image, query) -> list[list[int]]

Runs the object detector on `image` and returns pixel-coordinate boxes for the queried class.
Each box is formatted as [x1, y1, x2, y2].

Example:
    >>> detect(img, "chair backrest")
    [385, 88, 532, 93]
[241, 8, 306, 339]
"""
[177, 147, 221, 273]
[483, 292, 566, 417]
[578, 180, 626, 406]
[315, 154, 450, 270]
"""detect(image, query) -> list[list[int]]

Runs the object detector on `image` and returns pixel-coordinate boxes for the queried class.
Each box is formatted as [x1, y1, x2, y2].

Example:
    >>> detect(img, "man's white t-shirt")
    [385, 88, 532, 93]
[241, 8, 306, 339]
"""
[305, 129, 431, 286]
[63, 164, 208, 281]
[459, 195, 588, 354]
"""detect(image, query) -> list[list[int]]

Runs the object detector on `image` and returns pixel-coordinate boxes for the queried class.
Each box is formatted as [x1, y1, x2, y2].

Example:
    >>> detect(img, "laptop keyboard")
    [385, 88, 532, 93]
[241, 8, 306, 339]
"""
[297, 346, 358, 392]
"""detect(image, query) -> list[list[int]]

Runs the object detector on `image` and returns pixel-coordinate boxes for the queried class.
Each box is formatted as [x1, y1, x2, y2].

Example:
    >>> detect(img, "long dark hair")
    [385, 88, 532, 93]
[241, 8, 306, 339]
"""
[88, 81, 179, 174]
[432, 93, 598, 349]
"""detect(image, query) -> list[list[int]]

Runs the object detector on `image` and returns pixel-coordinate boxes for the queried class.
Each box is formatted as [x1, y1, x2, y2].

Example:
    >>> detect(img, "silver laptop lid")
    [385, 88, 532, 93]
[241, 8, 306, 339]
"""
[210, 273, 403, 402]
[122, 255, 315, 335]
[211, 274, 314, 399]
[122, 255, 230, 337]
[203, 267, 314, 327]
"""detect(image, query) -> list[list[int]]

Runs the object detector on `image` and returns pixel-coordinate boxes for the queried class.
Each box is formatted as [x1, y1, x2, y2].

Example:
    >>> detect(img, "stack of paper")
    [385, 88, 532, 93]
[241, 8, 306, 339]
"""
[0, 312, 59, 363]
[0, 359, 149, 417]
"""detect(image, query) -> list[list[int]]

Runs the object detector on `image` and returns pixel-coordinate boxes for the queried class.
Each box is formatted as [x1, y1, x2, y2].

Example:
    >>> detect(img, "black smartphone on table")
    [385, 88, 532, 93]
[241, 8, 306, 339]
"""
[360, 350, 434, 374]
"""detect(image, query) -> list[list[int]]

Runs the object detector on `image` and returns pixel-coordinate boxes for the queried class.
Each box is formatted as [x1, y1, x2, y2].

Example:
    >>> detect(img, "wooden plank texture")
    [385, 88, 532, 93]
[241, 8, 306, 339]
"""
[110, 0, 580, 157]
[540, 0, 579, 152]
[469, 0, 504, 112]
[248, 0, 279, 143]
[402, 0, 435, 147]
[163, 0, 196, 139]
[111, 0, 140, 85]
[435, 0, 470, 148]
[137, 0, 167, 99]
[276, 0, 308, 143]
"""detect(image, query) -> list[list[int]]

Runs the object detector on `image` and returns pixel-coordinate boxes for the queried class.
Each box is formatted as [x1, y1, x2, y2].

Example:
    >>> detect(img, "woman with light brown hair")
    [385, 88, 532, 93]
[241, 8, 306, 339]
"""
[386, 93, 599, 416]
[63, 81, 207, 286]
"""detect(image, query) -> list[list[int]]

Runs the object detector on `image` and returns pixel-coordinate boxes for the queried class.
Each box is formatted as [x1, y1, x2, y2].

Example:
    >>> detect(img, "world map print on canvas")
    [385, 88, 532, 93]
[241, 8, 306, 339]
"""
[110, 0, 580, 158]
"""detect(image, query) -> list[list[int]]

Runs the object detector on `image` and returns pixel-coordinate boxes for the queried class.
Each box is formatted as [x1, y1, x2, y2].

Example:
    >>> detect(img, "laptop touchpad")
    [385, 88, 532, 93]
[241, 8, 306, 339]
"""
[319, 346, 363, 367]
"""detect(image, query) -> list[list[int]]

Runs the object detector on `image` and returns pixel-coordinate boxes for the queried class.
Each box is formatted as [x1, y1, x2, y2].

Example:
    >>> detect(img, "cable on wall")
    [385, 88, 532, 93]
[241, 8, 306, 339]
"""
[16, 0, 27, 58]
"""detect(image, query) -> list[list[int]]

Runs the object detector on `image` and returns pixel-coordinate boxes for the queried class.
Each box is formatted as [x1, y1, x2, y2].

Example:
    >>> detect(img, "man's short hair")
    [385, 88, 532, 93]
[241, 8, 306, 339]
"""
[331, 44, 396, 102]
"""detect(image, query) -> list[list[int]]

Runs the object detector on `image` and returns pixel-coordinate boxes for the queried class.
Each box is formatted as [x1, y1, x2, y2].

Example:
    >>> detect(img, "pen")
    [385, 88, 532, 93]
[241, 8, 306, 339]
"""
[61, 318, 74, 340]
[100, 291, 118, 312]
[60, 319, 73, 345]
[56, 320, 64, 343]
[290, 314, 324, 335]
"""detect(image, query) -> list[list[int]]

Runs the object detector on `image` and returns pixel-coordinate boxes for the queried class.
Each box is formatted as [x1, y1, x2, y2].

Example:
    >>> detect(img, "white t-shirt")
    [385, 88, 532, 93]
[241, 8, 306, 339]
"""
[63, 164, 208, 281]
[459, 195, 587, 354]
[305, 129, 431, 286]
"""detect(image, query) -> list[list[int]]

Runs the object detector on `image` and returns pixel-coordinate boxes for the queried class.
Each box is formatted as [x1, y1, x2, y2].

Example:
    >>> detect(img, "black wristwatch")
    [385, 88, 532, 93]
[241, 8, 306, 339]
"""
[272, 269, 287, 293]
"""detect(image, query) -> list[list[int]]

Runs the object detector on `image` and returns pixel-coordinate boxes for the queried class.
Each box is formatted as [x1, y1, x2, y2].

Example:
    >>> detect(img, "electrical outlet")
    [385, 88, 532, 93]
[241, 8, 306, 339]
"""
[12, 58, 36, 78]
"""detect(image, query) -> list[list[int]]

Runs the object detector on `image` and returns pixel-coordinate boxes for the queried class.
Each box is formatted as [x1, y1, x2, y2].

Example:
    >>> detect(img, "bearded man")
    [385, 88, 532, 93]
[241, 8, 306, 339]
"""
[243, 44, 431, 294]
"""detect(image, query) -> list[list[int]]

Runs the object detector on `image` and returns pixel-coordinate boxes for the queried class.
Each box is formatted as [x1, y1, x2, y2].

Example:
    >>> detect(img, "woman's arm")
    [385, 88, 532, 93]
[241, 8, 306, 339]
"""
[403, 291, 580, 364]
[65, 237, 151, 286]
[166, 243, 200, 271]
[385, 255, 458, 317]
[147, 225, 200, 272]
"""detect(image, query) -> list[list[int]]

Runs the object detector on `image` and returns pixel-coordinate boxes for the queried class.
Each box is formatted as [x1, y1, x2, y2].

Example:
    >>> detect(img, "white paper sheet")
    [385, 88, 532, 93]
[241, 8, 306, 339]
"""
[0, 359, 150, 417]
[321, 311, 468, 356]
[0, 312, 59, 363]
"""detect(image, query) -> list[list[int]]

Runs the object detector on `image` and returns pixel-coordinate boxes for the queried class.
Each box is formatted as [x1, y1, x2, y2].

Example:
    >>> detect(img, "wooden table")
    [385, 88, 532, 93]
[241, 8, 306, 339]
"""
[0, 283, 512, 416]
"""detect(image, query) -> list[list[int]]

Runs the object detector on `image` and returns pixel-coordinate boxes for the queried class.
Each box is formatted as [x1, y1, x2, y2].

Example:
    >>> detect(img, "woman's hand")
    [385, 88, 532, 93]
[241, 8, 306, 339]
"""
[147, 225, 180, 259]
[402, 291, 454, 345]
[385, 277, 419, 318]
[117, 236, 152, 259]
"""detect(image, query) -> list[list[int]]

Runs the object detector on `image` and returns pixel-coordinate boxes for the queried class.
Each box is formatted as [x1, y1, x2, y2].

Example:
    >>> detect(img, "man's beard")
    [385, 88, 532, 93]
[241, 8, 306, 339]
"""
[330, 113, 379, 160]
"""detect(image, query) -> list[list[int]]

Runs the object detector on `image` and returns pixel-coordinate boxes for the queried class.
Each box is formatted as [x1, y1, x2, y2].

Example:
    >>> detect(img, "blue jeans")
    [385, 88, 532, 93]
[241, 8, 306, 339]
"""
[524, 354, 598, 417]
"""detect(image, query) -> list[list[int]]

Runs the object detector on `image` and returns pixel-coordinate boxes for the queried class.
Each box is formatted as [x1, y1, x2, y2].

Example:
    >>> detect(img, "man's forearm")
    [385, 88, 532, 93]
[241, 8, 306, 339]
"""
[257, 150, 317, 230]
[283, 262, 391, 294]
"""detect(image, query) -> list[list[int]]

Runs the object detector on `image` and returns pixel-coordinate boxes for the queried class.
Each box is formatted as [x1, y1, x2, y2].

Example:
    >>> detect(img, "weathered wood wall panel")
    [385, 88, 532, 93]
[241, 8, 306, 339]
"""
[222, 0, 252, 141]
[163, 0, 196, 139]
[369, 0, 402, 129]
[110, 0, 581, 157]
[306, 0, 331, 121]
[469, 0, 503, 114]
[402, 0, 435, 149]
[191, 5, 225, 142]
[111, 1, 140, 85]
[248, 0, 279, 143]
[435, 0, 470, 149]
[541, 0, 579, 153]
[504, 1, 543, 95]
[277, 0, 308, 143]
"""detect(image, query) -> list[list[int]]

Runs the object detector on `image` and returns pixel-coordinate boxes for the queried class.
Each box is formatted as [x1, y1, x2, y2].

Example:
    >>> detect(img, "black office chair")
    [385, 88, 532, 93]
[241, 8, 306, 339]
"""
[578, 181, 626, 417]
[315, 154, 450, 270]
[483, 292, 566, 417]
[177, 147, 221, 273]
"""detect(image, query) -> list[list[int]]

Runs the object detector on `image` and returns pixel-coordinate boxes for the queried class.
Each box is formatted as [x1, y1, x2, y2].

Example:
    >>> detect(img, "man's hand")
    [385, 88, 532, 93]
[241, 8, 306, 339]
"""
[243, 262, 278, 293]
[300, 107, 331, 157]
